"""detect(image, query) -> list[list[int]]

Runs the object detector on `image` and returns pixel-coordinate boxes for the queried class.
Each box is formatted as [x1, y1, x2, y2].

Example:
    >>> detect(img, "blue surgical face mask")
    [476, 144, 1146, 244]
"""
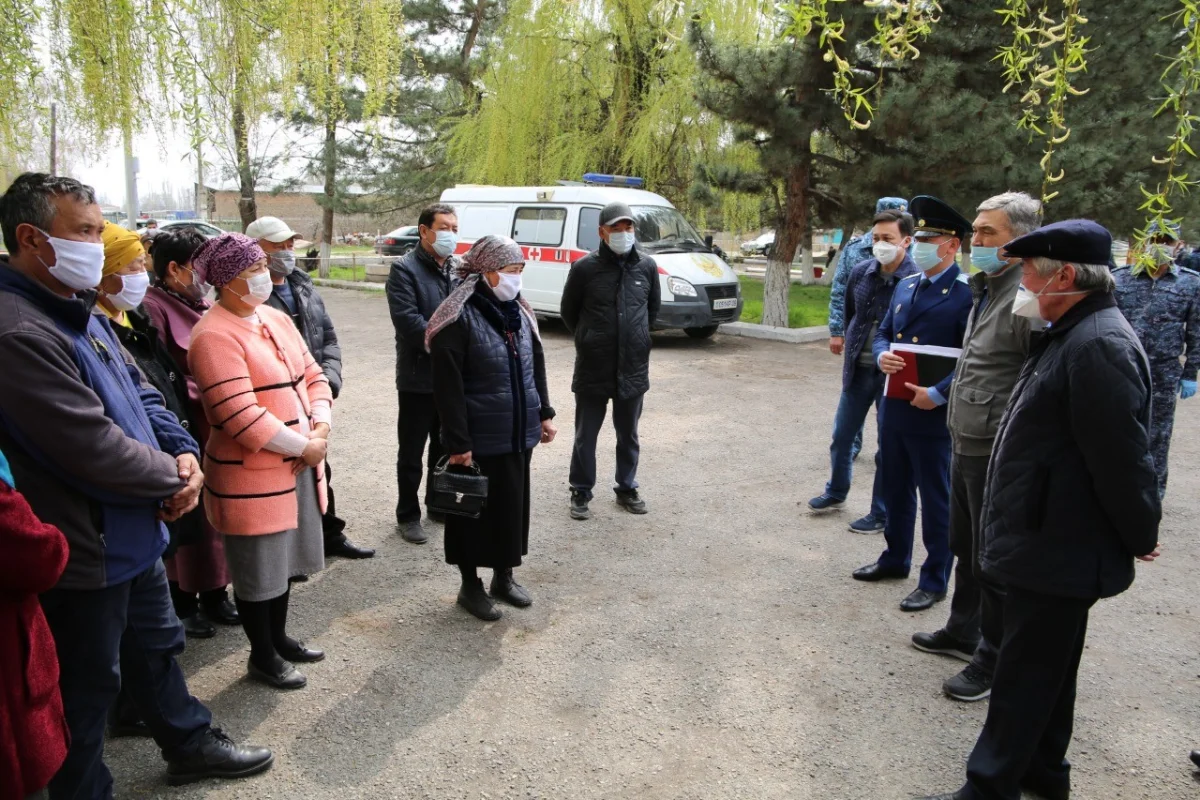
[608, 231, 635, 255]
[971, 246, 1008, 275]
[432, 230, 459, 258]
[911, 240, 945, 271]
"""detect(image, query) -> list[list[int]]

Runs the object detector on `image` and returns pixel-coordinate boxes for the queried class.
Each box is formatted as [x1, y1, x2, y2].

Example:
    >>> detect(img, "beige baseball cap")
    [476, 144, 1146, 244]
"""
[245, 216, 298, 243]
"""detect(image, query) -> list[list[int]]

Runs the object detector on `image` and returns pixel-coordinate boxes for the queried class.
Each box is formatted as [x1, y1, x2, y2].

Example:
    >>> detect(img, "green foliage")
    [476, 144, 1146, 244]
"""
[0, 0, 43, 156]
[1133, 1, 1200, 273]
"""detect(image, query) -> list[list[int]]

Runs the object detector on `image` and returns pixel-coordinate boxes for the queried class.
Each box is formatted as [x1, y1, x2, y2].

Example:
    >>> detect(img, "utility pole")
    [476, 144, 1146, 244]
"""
[49, 102, 57, 174]
[195, 141, 205, 220]
[123, 125, 139, 229]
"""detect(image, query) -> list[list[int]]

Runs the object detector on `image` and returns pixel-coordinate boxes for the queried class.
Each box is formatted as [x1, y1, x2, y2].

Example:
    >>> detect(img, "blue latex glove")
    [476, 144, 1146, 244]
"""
[1181, 379, 1197, 400]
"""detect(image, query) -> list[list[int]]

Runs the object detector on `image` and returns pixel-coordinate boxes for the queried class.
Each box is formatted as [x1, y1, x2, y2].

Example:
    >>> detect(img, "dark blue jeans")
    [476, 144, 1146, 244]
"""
[825, 366, 886, 518]
[569, 392, 644, 501]
[41, 560, 213, 800]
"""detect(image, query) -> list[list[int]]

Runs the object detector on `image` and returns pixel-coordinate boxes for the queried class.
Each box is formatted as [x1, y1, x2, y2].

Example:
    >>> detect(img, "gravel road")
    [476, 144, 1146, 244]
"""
[109, 287, 1200, 799]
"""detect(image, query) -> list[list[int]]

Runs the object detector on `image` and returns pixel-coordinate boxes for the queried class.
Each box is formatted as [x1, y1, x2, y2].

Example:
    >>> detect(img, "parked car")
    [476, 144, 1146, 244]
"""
[375, 225, 420, 257]
[157, 219, 225, 238]
[740, 231, 775, 256]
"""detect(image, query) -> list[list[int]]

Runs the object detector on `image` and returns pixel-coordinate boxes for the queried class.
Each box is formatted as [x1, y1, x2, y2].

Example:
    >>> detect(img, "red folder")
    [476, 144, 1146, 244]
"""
[883, 344, 962, 401]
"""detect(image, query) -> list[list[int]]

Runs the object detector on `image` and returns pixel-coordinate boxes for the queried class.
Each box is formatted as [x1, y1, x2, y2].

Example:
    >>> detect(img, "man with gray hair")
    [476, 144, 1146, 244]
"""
[918, 219, 1160, 800]
[911, 192, 1041, 704]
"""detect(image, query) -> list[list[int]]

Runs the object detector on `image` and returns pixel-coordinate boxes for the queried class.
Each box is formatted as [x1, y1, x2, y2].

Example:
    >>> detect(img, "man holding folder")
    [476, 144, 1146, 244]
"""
[852, 196, 974, 612]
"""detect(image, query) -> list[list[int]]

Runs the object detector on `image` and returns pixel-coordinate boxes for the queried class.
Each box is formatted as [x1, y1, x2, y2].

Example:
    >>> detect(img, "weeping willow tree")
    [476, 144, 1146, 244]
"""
[448, 0, 765, 230]
[0, 0, 45, 177]
[274, 0, 404, 271]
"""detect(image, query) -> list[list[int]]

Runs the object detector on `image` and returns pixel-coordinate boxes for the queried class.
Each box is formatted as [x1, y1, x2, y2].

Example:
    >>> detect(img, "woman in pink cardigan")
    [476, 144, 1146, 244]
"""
[189, 233, 332, 691]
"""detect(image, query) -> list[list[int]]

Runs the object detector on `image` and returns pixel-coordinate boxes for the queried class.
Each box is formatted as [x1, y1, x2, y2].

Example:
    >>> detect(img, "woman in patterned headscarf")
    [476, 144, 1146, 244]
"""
[187, 233, 333, 690]
[427, 235, 557, 621]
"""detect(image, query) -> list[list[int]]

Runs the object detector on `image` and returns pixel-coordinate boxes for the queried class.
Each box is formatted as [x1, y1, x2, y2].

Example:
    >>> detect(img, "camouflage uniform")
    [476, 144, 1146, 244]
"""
[1113, 264, 1200, 499]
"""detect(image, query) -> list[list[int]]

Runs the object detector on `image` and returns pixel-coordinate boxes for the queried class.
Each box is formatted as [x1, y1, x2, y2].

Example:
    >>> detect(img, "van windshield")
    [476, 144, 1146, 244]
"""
[632, 206, 708, 253]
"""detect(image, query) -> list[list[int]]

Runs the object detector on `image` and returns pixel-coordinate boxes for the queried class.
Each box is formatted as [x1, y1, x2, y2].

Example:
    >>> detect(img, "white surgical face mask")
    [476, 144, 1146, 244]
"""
[237, 271, 274, 306]
[608, 231, 635, 255]
[911, 240, 946, 271]
[971, 246, 1008, 275]
[872, 241, 900, 265]
[268, 249, 296, 276]
[107, 270, 150, 311]
[433, 230, 459, 258]
[492, 271, 523, 302]
[1012, 269, 1089, 322]
[178, 265, 211, 301]
[35, 228, 106, 291]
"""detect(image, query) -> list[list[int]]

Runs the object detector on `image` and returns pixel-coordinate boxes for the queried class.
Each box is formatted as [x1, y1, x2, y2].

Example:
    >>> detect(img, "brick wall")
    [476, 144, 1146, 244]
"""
[209, 190, 410, 239]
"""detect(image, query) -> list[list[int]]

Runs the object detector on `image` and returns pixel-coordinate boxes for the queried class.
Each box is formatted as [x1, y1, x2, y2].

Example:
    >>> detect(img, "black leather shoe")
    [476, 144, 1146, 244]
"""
[326, 537, 376, 559]
[852, 562, 909, 582]
[1192, 750, 1200, 768]
[490, 570, 533, 608]
[457, 577, 502, 621]
[912, 628, 977, 662]
[1020, 776, 1069, 800]
[900, 588, 947, 612]
[181, 614, 216, 639]
[277, 641, 325, 663]
[247, 659, 307, 690]
[398, 520, 429, 544]
[165, 727, 275, 786]
[202, 598, 240, 626]
[913, 792, 965, 800]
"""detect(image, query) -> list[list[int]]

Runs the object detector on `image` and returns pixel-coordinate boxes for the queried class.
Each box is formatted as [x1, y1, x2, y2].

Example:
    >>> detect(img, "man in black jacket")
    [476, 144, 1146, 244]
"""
[385, 204, 458, 544]
[249, 216, 374, 560]
[560, 202, 660, 520]
[919, 220, 1161, 800]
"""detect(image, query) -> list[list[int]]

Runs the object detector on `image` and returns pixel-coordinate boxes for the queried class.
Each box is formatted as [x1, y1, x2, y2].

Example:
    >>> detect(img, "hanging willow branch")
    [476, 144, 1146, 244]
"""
[778, 0, 876, 129]
[1032, 2, 1088, 203]
[0, 0, 43, 155]
[865, 0, 942, 63]
[1133, 1, 1200, 274]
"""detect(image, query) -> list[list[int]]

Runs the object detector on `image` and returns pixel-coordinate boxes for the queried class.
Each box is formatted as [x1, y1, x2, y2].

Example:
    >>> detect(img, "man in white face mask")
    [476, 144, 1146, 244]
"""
[854, 195, 974, 614]
[560, 202, 661, 521]
[912, 191, 1042, 705]
[248, 216, 372, 560]
[0, 174, 275, 792]
[918, 218, 1161, 800]
[808, 208, 917, 533]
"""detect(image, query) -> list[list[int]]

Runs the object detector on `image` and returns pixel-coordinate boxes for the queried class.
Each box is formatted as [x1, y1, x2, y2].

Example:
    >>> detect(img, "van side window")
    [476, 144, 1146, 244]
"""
[513, 207, 567, 246]
[577, 207, 601, 253]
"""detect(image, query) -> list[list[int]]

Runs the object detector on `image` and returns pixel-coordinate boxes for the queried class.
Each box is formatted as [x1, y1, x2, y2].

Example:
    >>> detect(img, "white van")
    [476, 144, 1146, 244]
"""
[440, 178, 744, 338]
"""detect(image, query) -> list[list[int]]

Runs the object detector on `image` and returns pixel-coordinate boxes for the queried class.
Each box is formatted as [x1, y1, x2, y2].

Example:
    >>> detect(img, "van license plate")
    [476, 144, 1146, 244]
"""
[713, 298, 738, 310]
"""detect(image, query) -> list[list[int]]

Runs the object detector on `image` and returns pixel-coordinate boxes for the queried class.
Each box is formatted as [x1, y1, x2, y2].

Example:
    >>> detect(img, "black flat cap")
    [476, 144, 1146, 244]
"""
[600, 202, 635, 227]
[909, 195, 972, 240]
[1002, 219, 1113, 265]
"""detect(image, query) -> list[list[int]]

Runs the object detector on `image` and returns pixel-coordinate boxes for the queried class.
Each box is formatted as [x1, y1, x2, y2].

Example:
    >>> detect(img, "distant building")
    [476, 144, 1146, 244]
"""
[199, 182, 406, 240]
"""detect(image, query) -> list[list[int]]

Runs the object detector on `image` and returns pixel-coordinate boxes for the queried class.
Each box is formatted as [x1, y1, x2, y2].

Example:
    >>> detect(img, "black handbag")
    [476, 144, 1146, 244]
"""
[428, 456, 489, 519]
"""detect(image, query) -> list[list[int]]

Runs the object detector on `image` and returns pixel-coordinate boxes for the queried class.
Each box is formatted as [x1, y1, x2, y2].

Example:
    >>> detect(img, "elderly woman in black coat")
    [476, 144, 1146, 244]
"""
[425, 235, 557, 621]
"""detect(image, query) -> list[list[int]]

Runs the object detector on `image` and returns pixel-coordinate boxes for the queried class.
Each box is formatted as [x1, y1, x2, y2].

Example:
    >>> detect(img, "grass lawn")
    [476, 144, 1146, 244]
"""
[737, 275, 831, 328]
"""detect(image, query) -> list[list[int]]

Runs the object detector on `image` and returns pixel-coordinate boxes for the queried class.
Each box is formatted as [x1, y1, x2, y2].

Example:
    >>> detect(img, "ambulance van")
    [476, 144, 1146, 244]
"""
[440, 175, 744, 338]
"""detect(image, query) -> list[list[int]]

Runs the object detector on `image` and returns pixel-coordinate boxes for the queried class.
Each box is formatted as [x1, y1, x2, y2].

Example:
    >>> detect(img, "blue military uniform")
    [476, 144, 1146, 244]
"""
[856, 196, 974, 608]
[1113, 263, 1200, 499]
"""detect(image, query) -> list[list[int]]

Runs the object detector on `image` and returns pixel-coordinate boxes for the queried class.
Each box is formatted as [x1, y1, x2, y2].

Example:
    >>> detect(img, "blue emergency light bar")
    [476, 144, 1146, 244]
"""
[582, 173, 645, 189]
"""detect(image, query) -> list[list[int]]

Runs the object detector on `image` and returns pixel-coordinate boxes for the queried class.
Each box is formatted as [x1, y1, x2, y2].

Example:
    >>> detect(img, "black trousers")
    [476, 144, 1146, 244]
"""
[396, 391, 443, 524]
[961, 587, 1095, 800]
[944, 453, 1005, 675]
[569, 392, 644, 501]
[322, 458, 348, 545]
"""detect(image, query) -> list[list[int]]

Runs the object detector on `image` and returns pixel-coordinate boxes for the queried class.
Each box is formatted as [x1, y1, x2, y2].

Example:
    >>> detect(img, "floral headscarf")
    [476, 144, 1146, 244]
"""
[425, 235, 539, 351]
[192, 233, 266, 288]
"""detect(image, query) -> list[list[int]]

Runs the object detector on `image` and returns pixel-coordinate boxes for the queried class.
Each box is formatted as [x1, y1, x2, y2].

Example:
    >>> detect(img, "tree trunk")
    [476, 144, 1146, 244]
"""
[319, 110, 336, 279]
[232, 67, 257, 232]
[459, 0, 487, 108]
[762, 161, 809, 328]
[799, 215, 815, 286]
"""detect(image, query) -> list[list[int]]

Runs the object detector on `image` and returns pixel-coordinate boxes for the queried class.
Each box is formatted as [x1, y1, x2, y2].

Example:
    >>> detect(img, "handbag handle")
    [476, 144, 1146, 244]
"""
[434, 455, 481, 475]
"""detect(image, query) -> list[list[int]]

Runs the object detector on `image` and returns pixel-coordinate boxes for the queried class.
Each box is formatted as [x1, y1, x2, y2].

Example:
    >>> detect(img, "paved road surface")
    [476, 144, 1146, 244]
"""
[109, 287, 1200, 799]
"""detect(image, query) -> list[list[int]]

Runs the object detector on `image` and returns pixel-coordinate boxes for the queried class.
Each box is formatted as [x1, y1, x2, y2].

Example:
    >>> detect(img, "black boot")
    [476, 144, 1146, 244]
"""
[490, 568, 532, 608]
[269, 589, 325, 663]
[200, 587, 240, 625]
[236, 595, 306, 690]
[164, 727, 275, 785]
[456, 566, 501, 621]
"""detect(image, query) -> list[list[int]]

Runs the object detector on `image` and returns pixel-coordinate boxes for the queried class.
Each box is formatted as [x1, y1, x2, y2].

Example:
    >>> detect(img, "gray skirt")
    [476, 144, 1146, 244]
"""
[222, 468, 325, 602]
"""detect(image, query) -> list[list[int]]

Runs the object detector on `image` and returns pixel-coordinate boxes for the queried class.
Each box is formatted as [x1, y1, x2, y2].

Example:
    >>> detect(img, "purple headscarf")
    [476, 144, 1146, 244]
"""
[425, 235, 539, 351]
[192, 233, 266, 288]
